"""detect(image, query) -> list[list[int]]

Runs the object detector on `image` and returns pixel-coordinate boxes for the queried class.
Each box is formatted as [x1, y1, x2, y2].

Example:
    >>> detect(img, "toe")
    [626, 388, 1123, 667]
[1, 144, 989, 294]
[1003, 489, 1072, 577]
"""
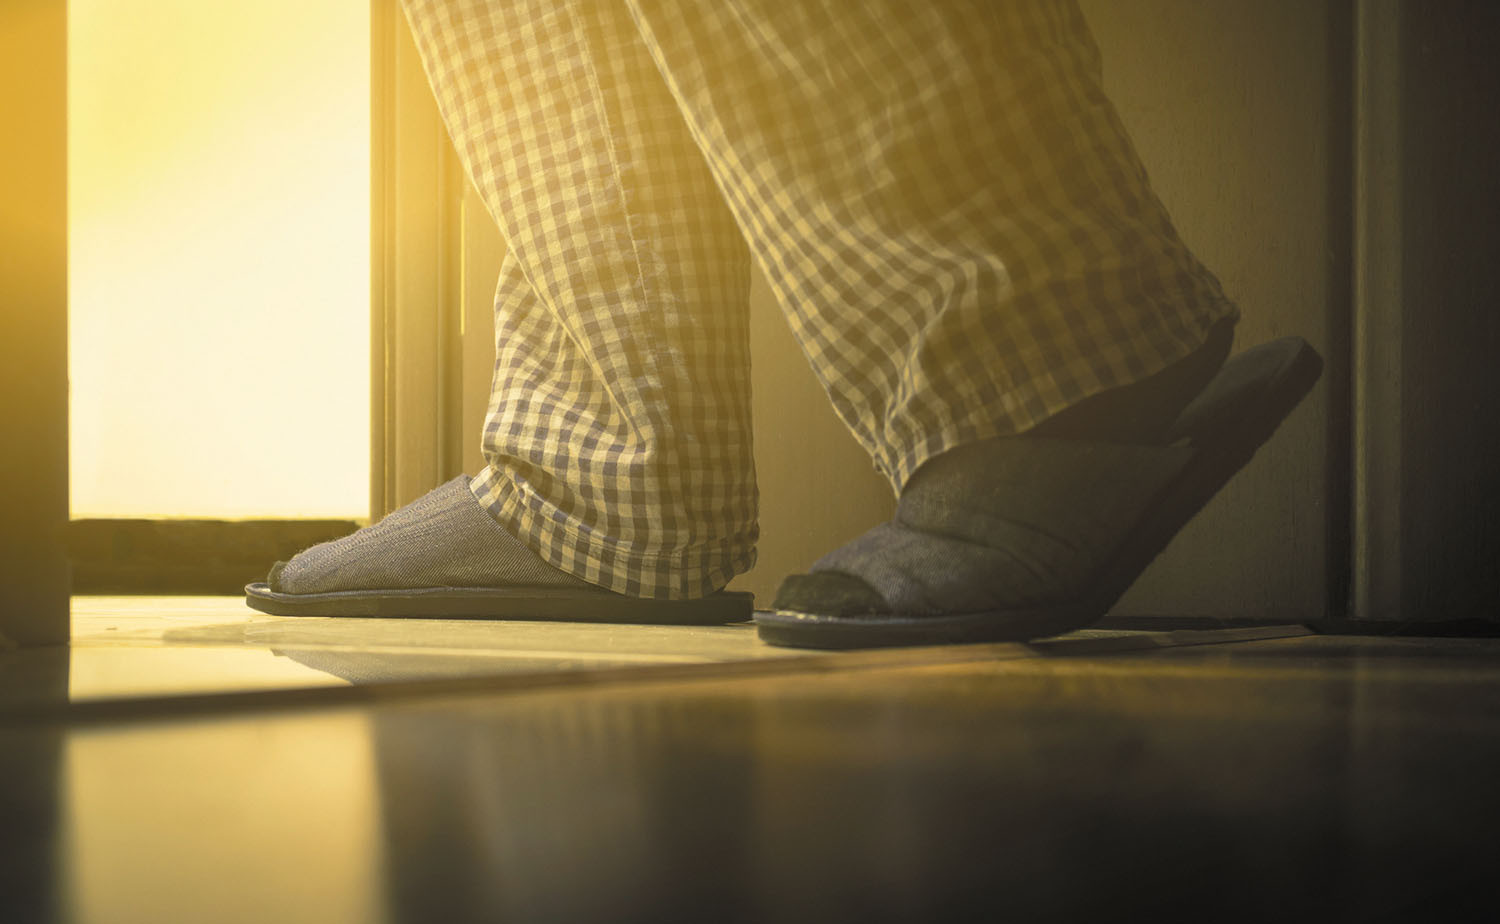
[772, 571, 889, 617]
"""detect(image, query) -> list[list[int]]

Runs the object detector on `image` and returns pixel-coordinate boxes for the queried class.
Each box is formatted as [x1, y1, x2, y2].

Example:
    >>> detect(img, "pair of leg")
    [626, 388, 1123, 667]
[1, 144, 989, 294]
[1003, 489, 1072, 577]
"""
[251, 1, 1315, 646]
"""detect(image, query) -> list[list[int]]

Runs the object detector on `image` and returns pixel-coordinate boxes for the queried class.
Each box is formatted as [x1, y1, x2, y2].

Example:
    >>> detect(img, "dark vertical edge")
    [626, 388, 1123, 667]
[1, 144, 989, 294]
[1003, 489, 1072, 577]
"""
[1350, 0, 1404, 621]
[1322, 0, 1356, 621]
[439, 138, 465, 479]
[370, 0, 393, 522]
[1393, 1, 1500, 618]
[0, 1, 71, 647]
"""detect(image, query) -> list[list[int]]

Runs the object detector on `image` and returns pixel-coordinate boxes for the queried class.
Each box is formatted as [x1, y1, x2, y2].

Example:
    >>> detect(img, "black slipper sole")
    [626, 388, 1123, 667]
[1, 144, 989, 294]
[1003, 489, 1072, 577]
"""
[755, 337, 1324, 649]
[243, 582, 754, 625]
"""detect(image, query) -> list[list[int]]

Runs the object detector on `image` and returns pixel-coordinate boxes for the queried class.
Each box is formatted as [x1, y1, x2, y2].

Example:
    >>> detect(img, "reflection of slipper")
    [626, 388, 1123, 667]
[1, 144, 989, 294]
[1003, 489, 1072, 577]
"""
[757, 337, 1323, 649]
[244, 581, 753, 624]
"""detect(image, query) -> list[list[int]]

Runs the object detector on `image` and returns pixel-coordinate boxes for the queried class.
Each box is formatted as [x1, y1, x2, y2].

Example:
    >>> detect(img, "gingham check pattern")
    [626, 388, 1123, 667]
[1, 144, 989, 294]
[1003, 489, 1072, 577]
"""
[401, 0, 1238, 600]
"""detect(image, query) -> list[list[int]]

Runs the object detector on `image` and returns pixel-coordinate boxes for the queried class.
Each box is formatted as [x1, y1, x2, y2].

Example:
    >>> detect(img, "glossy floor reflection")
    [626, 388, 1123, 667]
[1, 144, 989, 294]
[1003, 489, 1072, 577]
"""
[0, 597, 1301, 712]
[2, 595, 804, 708]
[3, 629, 1498, 922]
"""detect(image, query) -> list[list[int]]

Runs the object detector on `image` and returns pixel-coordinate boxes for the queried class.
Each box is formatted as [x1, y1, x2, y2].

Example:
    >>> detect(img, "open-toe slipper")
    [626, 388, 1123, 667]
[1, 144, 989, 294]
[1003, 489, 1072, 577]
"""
[756, 336, 1323, 649]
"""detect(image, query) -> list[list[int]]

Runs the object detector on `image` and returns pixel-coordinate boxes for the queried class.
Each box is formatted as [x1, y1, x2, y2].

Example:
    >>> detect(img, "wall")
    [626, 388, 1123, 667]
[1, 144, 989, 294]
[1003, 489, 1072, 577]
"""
[1393, 1, 1500, 618]
[1083, 0, 1347, 619]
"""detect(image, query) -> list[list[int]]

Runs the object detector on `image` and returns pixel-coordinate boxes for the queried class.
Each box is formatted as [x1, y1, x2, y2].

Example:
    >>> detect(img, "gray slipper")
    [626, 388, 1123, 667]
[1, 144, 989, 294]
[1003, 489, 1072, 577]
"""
[244, 476, 752, 625]
[757, 337, 1323, 648]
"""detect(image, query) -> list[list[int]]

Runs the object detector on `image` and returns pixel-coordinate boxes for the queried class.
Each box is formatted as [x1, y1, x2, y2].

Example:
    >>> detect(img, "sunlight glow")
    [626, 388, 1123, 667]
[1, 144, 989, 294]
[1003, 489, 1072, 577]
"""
[68, 0, 370, 518]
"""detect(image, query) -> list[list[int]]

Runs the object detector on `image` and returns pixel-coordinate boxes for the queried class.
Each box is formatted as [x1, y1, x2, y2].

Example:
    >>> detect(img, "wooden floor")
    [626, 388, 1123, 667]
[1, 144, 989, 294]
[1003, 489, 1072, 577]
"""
[0, 596, 1305, 713]
[1, 598, 1497, 921]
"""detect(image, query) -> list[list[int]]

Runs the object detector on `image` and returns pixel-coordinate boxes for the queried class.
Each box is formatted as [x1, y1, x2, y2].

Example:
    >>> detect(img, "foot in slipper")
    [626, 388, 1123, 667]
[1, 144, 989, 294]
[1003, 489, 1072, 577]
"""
[757, 332, 1322, 649]
[243, 477, 752, 624]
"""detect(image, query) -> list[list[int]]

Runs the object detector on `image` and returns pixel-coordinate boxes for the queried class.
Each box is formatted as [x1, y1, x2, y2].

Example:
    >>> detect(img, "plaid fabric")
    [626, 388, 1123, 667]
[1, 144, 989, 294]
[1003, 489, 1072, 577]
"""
[403, 0, 757, 598]
[400, 0, 1238, 600]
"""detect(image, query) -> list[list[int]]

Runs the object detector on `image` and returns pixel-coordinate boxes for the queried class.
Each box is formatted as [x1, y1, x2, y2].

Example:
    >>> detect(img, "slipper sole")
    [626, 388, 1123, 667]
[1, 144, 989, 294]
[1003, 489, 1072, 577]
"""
[244, 582, 754, 625]
[755, 337, 1324, 649]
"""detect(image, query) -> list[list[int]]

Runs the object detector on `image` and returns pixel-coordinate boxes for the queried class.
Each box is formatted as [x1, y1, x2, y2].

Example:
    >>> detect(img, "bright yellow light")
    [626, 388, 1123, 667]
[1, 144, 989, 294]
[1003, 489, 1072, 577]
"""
[69, 0, 370, 518]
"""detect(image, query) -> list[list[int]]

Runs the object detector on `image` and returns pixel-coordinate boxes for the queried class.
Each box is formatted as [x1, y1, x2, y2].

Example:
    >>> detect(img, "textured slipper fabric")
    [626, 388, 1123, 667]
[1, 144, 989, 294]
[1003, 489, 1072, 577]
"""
[268, 477, 593, 594]
[793, 439, 1194, 616]
[759, 337, 1323, 648]
[245, 477, 752, 624]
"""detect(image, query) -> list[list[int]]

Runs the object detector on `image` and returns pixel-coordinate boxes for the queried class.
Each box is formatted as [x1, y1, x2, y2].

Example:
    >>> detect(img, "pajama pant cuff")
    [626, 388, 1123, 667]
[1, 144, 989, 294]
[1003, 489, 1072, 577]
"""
[881, 297, 1241, 493]
[469, 465, 759, 601]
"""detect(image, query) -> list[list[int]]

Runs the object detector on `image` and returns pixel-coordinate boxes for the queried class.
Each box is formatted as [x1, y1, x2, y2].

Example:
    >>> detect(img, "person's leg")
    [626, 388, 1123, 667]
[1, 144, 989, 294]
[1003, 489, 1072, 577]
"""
[624, 0, 1234, 477]
[256, 0, 757, 613]
[618, 1, 1314, 643]
[425, 0, 757, 600]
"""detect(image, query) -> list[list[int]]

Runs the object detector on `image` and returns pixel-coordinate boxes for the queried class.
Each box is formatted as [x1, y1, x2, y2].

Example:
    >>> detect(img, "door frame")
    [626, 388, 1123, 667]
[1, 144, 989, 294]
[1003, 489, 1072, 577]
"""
[0, 1, 69, 646]
[370, 0, 468, 520]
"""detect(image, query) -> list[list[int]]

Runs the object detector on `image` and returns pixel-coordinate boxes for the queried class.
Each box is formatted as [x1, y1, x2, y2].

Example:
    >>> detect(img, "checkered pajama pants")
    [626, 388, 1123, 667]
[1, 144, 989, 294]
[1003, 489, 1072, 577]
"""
[400, 0, 1238, 600]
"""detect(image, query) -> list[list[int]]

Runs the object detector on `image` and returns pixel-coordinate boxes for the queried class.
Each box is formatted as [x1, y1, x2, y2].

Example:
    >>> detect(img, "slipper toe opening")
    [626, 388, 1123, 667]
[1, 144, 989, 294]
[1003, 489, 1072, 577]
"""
[771, 571, 889, 618]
